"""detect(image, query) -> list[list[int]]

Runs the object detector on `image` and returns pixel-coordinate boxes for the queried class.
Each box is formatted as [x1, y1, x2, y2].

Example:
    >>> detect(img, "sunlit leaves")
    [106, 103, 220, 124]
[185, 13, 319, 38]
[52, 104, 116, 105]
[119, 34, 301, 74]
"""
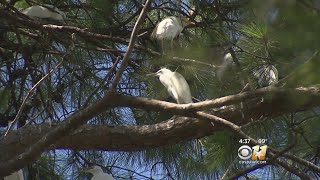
[240, 22, 267, 39]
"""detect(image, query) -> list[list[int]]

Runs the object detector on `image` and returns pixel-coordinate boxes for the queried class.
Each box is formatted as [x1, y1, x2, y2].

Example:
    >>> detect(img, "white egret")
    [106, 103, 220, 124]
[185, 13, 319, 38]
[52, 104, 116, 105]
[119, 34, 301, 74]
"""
[149, 68, 193, 104]
[85, 165, 115, 180]
[22, 5, 66, 23]
[4, 170, 24, 180]
[253, 64, 278, 87]
[151, 16, 193, 50]
[219, 52, 278, 87]
[224, 53, 233, 63]
[217, 52, 234, 80]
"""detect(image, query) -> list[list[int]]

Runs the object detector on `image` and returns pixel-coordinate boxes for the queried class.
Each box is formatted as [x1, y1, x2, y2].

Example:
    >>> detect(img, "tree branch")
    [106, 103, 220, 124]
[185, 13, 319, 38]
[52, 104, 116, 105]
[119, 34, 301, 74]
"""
[110, 0, 152, 90]
[0, 10, 161, 57]
[1, 86, 320, 176]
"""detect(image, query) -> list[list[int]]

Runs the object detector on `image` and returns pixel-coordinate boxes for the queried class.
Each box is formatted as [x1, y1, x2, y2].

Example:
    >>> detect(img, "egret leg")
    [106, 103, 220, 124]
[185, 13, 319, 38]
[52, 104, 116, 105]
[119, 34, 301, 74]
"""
[197, 138, 205, 153]
[170, 39, 173, 55]
[45, 118, 52, 127]
[169, 115, 177, 119]
[240, 83, 251, 93]
[161, 39, 164, 55]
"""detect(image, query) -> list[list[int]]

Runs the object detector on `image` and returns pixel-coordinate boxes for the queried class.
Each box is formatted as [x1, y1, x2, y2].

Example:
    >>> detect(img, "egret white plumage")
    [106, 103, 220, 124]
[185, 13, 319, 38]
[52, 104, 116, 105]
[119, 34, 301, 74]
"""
[4, 170, 24, 180]
[217, 52, 234, 80]
[253, 65, 278, 87]
[85, 165, 115, 180]
[151, 16, 192, 50]
[149, 68, 193, 104]
[22, 5, 66, 23]
[224, 53, 233, 63]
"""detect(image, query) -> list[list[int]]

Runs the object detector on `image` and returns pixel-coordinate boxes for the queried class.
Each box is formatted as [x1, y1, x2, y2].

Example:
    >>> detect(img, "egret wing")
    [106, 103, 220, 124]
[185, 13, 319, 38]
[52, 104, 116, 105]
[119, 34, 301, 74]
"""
[151, 18, 173, 39]
[4, 170, 24, 180]
[22, 5, 65, 22]
[151, 16, 183, 40]
[171, 72, 193, 104]
[92, 173, 115, 180]
[158, 73, 176, 101]
[253, 65, 278, 87]
[169, 17, 184, 38]
[151, 23, 160, 39]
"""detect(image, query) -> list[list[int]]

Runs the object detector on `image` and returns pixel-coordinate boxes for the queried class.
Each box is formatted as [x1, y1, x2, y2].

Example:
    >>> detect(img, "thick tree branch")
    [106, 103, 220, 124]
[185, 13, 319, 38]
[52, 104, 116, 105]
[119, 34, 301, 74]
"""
[1, 87, 320, 176]
[0, 10, 161, 57]
[0, 117, 216, 157]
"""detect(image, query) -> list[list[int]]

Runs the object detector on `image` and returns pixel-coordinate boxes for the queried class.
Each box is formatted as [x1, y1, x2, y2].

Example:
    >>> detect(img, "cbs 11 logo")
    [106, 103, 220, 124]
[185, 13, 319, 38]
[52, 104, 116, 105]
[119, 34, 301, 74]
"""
[238, 145, 267, 160]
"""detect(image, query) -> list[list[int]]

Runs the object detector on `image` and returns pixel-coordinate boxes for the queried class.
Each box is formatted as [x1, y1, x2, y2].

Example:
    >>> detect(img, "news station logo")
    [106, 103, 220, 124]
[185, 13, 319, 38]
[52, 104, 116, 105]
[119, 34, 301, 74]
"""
[238, 145, 267, 163]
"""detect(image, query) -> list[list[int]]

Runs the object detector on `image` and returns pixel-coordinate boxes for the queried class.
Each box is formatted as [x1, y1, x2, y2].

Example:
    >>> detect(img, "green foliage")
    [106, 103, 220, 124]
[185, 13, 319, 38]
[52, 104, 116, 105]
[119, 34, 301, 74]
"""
[90, 0, 116, 30]
[204, 131, 238, 171]
[14, 1, 29, 9]
[28, 155, 63, 180]
[240, 22, 267, 40]
[278, 53, 320, 87]
[0, 88, 10, 113]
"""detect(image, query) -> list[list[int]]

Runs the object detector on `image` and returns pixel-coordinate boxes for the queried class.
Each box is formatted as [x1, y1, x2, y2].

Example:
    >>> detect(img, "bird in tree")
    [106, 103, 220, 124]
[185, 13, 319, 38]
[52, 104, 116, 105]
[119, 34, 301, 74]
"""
[4, 170, 24, 180]
[253, 64, 278, 87]
[22, 5, 66, 23]
[148, 68, 193, 104]
[85, 165, 115, 180]
[224, 53, 233, 63]
[217, 52, 235, 80]
[221, 52, 278, 87]
[151, 16, 193, 51]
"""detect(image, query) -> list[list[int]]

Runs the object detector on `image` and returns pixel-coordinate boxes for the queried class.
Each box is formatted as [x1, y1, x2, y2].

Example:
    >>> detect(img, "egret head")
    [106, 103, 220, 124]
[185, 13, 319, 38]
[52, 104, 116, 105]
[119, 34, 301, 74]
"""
[180, 17, 193, 27]
[54, 7, 67, 20]
[147, 68, 173, 77]
[48, 5, 66, 22]
[224, 53, 233, 63]
[85, 165, 104, 175]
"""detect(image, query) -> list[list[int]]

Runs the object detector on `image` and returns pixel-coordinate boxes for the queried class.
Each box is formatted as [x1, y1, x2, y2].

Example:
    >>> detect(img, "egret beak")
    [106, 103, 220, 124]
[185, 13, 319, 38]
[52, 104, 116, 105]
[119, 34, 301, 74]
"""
[189, 21, 196, 26]
[83, 166, 93, 173]
[146, 72, 157, 76]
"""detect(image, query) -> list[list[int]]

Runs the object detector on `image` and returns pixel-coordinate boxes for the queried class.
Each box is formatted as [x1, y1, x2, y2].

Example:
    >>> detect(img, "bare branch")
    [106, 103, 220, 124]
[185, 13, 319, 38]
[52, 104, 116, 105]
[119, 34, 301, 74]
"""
[4, 60, 63, 136]
[172, 56, 224, 68]
[110, 0, 152, 90]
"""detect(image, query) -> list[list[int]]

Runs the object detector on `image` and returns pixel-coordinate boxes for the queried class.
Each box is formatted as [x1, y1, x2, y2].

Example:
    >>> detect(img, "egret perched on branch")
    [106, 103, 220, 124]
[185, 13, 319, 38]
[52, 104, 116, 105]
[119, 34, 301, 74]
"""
[148, 68, 193, 104]
[253, 64, 278, 87]
[4, 170, 24, 180]
[151, 16, 193, 50]
[85, 165, 115, 180]
[217, 52, 235, 80]
[22, 5, 66, 23]
[224, 53, 233, 63]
